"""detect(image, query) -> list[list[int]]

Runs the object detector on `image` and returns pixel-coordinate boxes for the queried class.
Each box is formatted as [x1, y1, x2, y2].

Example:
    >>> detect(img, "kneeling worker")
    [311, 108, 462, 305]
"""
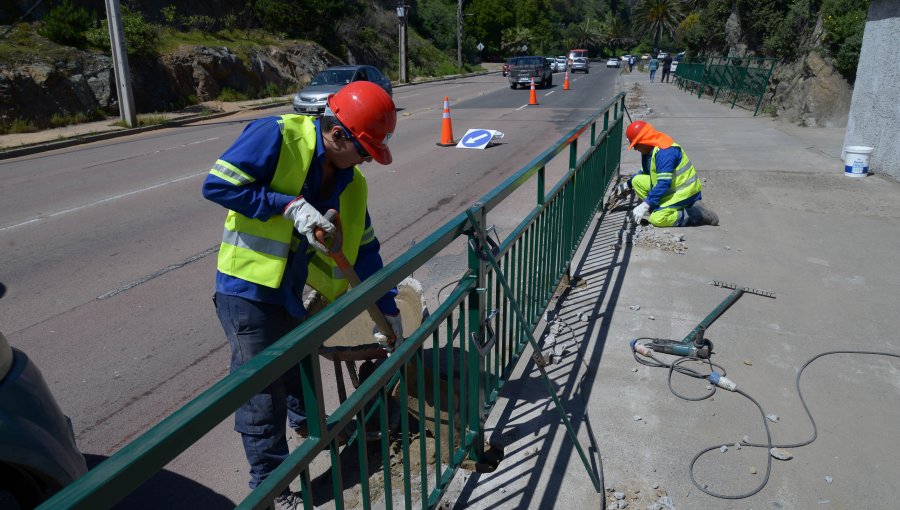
[612, 120, 718, 227]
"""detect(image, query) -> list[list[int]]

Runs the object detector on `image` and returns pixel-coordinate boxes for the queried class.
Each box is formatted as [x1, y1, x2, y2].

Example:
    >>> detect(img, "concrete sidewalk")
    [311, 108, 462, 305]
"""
[446, 70, 900, 509]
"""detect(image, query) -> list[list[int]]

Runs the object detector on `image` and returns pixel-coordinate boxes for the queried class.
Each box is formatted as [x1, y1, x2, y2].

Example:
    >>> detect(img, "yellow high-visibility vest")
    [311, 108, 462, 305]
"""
[212, 114, 367, 296]
[648, 142, 702, 208]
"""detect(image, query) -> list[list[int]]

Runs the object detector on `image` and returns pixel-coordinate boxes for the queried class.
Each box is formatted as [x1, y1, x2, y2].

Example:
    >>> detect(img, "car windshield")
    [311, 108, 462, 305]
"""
[518, 57, 543, 66]
[574, 58, 587, 63]
[310, 69, 355, 86]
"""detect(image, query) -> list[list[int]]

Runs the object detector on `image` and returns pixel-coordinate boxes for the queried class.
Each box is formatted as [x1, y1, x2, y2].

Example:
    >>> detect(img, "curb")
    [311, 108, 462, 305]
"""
[0, 100, 289, 161]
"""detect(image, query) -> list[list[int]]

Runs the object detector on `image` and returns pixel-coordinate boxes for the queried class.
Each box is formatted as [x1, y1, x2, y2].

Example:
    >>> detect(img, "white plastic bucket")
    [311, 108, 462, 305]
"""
[844, 145, 873, 177]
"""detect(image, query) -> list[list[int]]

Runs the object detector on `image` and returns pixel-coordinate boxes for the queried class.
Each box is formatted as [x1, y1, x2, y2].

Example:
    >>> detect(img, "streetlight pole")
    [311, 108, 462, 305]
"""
[397, 2, 408, 83]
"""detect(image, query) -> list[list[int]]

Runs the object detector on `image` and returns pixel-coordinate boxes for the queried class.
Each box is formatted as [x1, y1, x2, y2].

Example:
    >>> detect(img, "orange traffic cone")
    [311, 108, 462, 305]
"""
[563, 68, 570, 90]
[528, 77, 538, 105]
[436, 96, 455, 146]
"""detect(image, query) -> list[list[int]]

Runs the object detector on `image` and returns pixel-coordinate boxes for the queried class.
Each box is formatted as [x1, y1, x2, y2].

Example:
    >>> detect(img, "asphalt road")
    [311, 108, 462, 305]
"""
[0, 68, 620, 507]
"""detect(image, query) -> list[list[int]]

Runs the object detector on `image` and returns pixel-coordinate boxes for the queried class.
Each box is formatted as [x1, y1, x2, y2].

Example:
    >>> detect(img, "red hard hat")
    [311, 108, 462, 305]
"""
[327, 81, 397, 164]
[625, 120, 649, 149]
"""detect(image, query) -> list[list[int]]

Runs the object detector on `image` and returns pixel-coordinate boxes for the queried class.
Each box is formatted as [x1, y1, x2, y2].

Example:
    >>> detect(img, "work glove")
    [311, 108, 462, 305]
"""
[374, 312, 404, 352]
[631, 201, 650, 224]
[283, 197, 335, 247]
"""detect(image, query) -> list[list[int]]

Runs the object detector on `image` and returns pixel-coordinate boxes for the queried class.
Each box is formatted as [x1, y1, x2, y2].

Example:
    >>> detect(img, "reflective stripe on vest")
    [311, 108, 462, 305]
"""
[215, 115, 316, 288]
[305, 166, 368, 302]
[649, 142, 702, 209]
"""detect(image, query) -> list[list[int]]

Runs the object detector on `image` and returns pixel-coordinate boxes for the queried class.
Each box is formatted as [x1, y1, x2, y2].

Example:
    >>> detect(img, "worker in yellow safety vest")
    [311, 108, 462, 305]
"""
[201, 81, 402, 505]
[612, 120, 719, 227]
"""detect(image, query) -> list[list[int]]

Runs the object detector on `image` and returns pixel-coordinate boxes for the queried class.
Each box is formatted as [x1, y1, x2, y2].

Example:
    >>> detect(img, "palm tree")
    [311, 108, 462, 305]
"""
[501, 26, 534, 55]
[600, 13, 631, 54]
[568, 18, 602, 51]
[633, 0, 686, 51]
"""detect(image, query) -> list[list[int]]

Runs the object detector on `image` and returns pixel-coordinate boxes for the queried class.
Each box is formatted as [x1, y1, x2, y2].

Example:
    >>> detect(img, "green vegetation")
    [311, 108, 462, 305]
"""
[38, 0, 92, 48]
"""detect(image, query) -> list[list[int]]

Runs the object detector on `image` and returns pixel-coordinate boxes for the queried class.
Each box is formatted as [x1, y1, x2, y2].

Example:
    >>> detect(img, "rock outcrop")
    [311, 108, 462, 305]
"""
[0, 41, 338, 128]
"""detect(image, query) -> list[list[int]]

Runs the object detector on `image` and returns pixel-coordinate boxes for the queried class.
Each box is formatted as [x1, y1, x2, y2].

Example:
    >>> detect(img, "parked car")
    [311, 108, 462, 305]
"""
[570, 57, 590, 73]
[293, 65, 392, 116]
[555, 56, 567, 73]
[502, 57, 519, 77]
[606, 58, 621, 68]
[0, 282, 88, 508]
[508, 56, 553, 89]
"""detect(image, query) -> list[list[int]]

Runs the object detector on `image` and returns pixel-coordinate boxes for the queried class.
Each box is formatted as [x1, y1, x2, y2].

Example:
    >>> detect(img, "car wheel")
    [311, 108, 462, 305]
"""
[510, 83, 517, 89]
[548, 76, 553, 87]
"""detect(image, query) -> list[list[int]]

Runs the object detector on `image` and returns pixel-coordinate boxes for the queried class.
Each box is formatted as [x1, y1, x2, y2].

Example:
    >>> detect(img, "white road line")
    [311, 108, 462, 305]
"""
[0, 172, 206, 233]
[516, 104, 528, 110]
[545, 91, 555, 96]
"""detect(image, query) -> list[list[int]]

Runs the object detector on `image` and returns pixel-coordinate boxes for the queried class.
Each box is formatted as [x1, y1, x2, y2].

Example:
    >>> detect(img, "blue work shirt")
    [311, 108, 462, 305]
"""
[635, 146, 700, 210]
[202, 116, 398, 318]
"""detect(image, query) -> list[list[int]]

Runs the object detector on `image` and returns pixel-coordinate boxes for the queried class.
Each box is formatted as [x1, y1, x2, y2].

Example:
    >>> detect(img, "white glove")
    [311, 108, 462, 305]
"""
[631, 201, 650, 223]
[283, 197, 335, 246]
[374, 313, 404, 352]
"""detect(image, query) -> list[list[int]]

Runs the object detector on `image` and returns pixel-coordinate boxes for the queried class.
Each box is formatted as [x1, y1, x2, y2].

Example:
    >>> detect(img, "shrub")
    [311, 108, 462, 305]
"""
[38, 0, 93, 48]
[85, 5, 160, 56]
[217, 87, 248, 102]
[822, 0, 868, 83]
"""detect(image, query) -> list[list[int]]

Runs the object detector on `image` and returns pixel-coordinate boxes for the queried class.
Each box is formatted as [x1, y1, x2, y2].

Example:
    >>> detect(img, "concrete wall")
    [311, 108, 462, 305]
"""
[843, 0, 900, 181]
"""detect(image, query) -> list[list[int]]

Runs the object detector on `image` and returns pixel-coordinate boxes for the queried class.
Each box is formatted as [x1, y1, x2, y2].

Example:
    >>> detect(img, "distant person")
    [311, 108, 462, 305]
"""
[202, 81, 404, 509]
[661, 54, 673, 83]
[648, 56, 659, 82]
[610, 120, 718, 227]
[628, 55, 635, 73]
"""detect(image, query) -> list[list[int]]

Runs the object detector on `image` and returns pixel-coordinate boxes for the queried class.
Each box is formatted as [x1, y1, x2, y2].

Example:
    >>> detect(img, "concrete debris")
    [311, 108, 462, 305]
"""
[825, 476, 833, 484]
[629, 305, 641, 311]
[819, 500, 831, 505]
[648, 315, 655, 320]
[735, 442, 742, 450]
[658, 495, 675, 509]
[652, 483, 659, 489]
[742, 435, 751, 444]
[770, 447, 793, 460]
[766, 414, 780, 423]
[720, 445, 728, 453]
[705, 385, 713, 391]
[633, 415, 642, 421]
[743, 359, 753, 366]
[613, 225, 688, 253]
[750, 466, 757, 474]
[614, 492, 625, 500]
[632, 367, 639, 372]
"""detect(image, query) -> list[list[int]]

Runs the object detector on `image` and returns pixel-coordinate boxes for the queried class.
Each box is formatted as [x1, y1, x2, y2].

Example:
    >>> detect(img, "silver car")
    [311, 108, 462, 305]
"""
[0, 283, 88, 507]
[570, 57, 590, 74]
[292, 65, 393, 116]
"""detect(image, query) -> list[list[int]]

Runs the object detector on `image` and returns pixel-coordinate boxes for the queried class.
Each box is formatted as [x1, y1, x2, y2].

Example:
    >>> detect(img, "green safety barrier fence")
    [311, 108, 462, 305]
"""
[673, 56, 776, 116]
[39, 91, 626, 510]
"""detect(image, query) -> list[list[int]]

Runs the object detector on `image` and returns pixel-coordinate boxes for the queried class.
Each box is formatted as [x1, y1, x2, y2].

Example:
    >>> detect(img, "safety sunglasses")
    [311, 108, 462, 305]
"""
[338, 126, 371, 159]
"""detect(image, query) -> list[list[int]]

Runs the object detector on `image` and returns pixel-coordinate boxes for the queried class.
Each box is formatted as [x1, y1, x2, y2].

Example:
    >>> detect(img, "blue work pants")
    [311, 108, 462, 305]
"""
[214, 292, 307, 489]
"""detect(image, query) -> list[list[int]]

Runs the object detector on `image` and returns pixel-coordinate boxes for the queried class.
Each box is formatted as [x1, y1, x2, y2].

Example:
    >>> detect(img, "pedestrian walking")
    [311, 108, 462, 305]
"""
[628, 55, 635, 73]
[661, 54, 673, 83]
[201, 81, 404, 509]
[649, 56, 659, 82]
[609, 120, 718, 227]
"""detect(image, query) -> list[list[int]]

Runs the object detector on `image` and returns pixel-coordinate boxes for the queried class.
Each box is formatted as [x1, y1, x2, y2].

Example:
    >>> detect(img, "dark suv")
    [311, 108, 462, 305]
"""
[508, 56, 553, 89]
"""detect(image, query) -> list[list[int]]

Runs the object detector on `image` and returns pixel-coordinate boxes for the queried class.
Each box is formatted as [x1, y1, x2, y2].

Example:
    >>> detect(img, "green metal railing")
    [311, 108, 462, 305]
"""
[40, 92, 626, 510]
[674, 56, 776, 115]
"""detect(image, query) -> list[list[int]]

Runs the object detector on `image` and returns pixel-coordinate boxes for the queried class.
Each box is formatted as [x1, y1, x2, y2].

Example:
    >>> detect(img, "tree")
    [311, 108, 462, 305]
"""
[633, 0, 685, 52]
[568, 18, 602, 51]
[600, 12, 631, 53]
[501, 26, 534, 54]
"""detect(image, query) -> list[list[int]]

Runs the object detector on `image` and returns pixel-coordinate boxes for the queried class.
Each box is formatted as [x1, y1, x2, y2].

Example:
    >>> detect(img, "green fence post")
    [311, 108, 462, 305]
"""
[465, 204, 487, 462]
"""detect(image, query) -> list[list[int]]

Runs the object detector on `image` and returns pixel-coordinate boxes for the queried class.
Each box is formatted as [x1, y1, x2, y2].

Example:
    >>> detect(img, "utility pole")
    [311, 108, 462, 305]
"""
[104, 0, 137, 127]
[456, 0, 462, 69]
[397, 2, 408, 83]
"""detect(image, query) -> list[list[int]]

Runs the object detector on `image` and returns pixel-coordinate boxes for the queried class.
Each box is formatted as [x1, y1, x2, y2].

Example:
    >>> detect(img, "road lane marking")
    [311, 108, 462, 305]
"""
[545, 91, 555, 96]
[0, 172, 206, 232]
[516, 104, 528, 110]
